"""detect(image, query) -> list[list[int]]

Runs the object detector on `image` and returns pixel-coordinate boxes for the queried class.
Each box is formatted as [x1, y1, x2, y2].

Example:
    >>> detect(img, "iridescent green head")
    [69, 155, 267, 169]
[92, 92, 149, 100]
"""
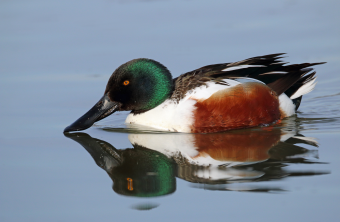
[105, 58, 173, 113]
[64, 59, 173, 132]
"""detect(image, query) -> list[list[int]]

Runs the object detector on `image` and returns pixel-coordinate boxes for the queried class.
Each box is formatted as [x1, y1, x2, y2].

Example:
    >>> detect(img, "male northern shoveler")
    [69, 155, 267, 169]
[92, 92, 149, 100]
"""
[64, 54, 324, 133]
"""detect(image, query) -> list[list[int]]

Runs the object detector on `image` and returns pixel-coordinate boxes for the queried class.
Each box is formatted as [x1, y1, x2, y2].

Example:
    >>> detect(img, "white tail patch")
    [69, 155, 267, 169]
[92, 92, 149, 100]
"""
[290, 78, 317, 99]
[279, 93, 296, 117]
[222, 65, 265, 72]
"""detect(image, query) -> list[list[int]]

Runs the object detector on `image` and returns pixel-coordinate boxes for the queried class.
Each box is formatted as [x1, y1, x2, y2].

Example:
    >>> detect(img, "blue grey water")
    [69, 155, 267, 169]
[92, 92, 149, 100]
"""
[1, 0, 340, 221]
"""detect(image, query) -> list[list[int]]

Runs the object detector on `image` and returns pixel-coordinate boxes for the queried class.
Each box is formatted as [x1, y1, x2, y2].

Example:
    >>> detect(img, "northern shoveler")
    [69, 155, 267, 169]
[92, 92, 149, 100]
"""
[64, 54, 324, 133]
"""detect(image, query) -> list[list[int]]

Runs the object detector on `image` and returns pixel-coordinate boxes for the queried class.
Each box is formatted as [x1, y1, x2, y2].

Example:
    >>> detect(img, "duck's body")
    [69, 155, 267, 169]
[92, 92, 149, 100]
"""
[64, 54, 324, 133]
[126, 80, 292, 133]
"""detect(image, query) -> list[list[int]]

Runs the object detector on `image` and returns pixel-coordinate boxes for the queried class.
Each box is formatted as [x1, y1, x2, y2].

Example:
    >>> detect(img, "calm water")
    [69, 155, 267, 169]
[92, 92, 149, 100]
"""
[1, 0, 340, 221]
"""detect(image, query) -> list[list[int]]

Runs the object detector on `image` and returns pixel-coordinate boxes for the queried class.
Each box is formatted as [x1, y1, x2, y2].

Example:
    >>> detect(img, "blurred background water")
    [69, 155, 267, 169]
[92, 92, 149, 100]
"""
[1, 0, 340, 221]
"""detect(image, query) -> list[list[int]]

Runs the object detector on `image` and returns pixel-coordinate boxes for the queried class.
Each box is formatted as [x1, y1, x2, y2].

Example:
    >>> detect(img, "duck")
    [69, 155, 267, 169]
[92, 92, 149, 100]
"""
[64, 53, 324, 133]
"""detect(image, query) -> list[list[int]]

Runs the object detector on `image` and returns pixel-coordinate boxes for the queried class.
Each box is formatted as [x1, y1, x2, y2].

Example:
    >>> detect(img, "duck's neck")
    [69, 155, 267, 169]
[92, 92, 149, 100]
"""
[132, 86, 174, 114]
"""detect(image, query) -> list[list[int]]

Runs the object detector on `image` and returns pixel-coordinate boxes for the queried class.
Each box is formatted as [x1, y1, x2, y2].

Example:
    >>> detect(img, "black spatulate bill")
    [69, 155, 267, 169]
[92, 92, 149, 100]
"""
[64, 94, 120, 132]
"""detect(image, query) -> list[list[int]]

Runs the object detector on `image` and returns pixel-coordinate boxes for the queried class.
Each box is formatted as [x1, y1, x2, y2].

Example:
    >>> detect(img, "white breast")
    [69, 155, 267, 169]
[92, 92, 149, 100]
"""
[278, 93, 296, 117]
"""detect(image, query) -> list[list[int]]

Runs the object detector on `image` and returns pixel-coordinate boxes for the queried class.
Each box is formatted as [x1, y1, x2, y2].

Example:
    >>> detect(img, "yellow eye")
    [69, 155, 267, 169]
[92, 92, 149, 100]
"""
[127, 178, 133, 191]
[123, 80, 130, 86]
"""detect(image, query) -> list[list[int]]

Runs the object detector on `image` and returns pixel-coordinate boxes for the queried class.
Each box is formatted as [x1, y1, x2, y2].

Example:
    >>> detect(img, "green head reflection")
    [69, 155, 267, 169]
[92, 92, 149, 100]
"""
[110, 146, 176, 197]
[64, 133, 176, 198]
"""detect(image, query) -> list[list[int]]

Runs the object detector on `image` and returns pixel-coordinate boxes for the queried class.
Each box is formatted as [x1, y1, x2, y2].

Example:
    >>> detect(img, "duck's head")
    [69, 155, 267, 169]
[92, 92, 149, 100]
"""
[64, 59, 173, 132]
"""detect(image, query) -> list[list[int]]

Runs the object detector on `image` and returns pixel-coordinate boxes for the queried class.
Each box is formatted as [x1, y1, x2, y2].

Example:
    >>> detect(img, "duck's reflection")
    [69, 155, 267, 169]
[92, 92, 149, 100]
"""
[65, 126, 327, 197]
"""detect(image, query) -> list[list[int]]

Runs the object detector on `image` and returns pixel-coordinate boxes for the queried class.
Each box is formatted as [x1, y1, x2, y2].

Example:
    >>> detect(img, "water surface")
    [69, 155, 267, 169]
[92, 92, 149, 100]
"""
[1, 0, 340, 221]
